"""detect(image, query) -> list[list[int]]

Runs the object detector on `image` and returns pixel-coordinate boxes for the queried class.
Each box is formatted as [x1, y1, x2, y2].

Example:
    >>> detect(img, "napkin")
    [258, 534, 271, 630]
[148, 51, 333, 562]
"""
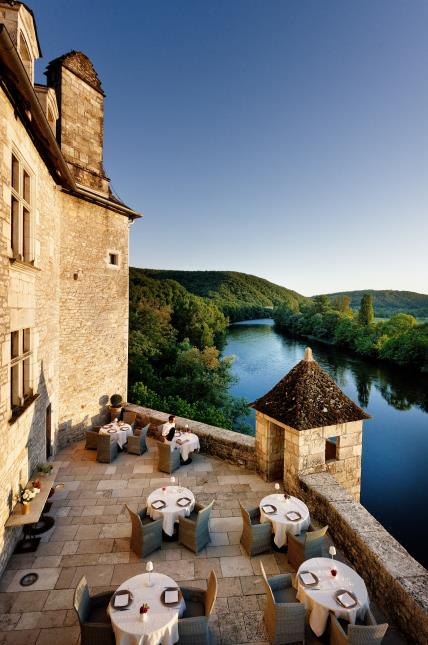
[300, 572, 316, 585]
[165, 589, 179, 603]
[337, 592, 356, 608]
[286, 511, 301, 521]
[177, 498, 190, 506]
[151, 500, 164, 509]
[262, 505, 275, 513]
[114, 593, 129, 607]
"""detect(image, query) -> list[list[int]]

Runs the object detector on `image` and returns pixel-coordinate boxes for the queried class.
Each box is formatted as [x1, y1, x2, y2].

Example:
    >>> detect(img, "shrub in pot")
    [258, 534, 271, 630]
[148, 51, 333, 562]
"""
[110, 393, 123, 420]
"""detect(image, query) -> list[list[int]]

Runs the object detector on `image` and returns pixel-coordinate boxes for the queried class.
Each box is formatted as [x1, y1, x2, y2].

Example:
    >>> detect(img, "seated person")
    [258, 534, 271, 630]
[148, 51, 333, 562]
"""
[161, 414, 176, 443]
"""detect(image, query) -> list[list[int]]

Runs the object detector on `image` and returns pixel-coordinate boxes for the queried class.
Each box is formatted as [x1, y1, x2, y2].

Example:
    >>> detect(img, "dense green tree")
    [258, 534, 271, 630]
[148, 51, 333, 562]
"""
[358, 294, 375, 326]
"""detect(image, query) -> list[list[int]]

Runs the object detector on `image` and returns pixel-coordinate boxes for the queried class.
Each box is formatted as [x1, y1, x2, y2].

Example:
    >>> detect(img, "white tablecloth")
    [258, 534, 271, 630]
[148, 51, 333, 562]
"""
[109, 572, 185, 645]
[147, 485, 195, 536]
[296, 557, 369, 637]
[170, 432, 200, 461]
[260, 494, 310, 548]
[100, 423, 133, 449]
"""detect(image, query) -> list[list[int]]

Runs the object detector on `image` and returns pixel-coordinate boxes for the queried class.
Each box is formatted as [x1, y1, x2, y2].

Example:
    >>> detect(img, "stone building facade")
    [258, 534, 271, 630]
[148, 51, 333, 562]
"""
[252, 348, 370, 500]
[0, 1, 139, 572]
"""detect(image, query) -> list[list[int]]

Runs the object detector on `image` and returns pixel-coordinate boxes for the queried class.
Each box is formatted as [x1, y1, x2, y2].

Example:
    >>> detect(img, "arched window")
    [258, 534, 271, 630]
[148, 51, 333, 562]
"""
[18, 31, 33, 82]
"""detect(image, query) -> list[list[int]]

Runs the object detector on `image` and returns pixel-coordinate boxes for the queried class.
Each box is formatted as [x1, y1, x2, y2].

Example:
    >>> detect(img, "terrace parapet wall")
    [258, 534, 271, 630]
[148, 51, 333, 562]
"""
[299, 471, 428, 645]
[123, 404, 256, 471]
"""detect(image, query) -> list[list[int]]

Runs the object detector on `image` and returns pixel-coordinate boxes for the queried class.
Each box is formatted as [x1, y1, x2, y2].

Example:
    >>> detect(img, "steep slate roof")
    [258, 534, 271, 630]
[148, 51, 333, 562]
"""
[250, 347, 371, 430]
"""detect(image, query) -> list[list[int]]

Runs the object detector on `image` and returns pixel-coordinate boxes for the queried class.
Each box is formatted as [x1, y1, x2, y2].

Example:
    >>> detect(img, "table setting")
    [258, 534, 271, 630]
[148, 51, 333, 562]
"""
[295, 554, 369, 636]
[259, 484, 310, 548]
[147, 479, 195, 536]
[109, 568, 185, 645]
[100, 420, 133, 449]
[169, 424, 200, 463]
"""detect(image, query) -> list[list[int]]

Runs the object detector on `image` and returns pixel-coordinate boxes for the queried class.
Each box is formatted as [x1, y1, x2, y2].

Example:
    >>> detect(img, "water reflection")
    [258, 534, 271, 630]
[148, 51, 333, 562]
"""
[224, 319, 428, 567]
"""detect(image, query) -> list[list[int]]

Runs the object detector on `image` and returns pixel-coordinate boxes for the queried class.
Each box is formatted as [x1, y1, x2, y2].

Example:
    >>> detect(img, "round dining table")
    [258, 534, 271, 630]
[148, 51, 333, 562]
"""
[295, 557, 370, 637]
[169, 431, 200, 462]
[100, 422, 133, 449]
[147, 485, 195, 536]
[109, 572, 185, 645]
[259, 493, 310, 548]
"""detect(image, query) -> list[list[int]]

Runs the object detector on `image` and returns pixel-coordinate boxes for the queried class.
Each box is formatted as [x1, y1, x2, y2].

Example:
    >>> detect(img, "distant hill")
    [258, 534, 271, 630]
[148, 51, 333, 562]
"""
[324, 290, 428, 319]
[139, 269, 307, 321]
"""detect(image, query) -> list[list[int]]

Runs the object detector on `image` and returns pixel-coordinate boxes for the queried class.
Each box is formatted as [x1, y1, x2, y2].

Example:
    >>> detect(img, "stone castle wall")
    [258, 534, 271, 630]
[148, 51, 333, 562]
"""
[0, 78, 130, 571]
[57, 194, 129, 447]
[0, 85, 61, 573]
[299, 472, 428, 644]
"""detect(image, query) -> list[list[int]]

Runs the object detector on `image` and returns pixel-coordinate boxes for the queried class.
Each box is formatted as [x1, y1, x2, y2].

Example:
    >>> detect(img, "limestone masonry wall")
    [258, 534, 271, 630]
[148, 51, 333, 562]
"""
[299, 472, 428, 644]
[124, 404, 257, 471]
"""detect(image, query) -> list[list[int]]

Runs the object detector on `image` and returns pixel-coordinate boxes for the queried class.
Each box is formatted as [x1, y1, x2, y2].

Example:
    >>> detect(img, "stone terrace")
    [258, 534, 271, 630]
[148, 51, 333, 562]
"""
[0, 440, 406, 645]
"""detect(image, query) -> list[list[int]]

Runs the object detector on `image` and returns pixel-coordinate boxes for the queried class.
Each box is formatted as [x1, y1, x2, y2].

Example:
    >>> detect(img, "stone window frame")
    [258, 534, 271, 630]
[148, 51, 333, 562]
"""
[106, 250, 121, 269]
[10, 148, 35, 266]
[10, 328, 33, 412]
[18, 30, 34, 83]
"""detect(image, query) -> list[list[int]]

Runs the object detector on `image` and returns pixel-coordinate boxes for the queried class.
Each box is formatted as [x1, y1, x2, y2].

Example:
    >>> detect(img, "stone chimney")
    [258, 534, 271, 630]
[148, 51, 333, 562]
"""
[0, 1, 41, 83]
[45, 51, 109, 194]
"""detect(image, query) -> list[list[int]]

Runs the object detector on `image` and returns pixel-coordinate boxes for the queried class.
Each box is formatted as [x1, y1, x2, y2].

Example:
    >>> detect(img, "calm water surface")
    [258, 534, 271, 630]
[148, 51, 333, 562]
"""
[223, 319, 428, 568]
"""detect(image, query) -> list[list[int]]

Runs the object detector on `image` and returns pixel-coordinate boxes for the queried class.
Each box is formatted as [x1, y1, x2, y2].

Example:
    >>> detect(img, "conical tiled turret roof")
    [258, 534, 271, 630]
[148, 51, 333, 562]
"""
[250, 347, 371, 430]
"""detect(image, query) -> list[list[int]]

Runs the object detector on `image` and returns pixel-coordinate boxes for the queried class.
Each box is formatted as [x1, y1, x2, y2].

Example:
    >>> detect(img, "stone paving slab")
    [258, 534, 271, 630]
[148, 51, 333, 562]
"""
[0, 439, 407, 645]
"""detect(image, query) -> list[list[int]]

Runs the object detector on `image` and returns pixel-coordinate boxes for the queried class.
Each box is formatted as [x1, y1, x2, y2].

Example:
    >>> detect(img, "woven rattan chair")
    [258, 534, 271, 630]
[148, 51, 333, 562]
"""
[239, 501, 272, 556]
[123, 409, 137, 428]
[287, 525, 328, 569]
[260, 561, 305, 644]
[157, 441, 180, 474]
[85, 426, 100, 450]
[178, 570, 218, 644]
[73, 575, 115, 645]
[96, 433, 118, 463]
[178, 500, 214, 553]
[330, 609, 388, 645]
[126, 504, 163, 558]
[127, 424, 149, 455]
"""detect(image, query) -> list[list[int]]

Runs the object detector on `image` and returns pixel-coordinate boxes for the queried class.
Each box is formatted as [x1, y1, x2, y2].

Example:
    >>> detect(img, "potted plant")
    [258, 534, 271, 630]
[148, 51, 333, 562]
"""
[110, 393, 123, 420]
[37, 463, 53, 475]
[16, 483, 40, 514]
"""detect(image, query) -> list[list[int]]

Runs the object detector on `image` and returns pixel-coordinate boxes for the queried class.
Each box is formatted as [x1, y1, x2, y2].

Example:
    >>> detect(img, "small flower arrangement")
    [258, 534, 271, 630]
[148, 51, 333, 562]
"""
[139, 603, 150, 615]
[16, 483, 40, 505]
[33, 480, 41, 490]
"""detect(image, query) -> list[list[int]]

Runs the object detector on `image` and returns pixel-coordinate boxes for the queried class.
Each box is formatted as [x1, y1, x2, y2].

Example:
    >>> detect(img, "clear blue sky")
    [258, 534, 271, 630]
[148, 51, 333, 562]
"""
[30, 0, 427, 296]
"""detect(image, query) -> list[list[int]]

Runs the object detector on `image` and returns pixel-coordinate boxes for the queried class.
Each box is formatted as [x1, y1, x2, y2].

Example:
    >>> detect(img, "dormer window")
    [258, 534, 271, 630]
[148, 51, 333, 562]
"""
[18, 31, 33, 82]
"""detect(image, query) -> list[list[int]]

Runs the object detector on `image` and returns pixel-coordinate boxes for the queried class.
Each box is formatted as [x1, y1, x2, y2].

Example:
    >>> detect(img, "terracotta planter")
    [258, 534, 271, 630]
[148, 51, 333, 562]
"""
[20, 503, 30, 515]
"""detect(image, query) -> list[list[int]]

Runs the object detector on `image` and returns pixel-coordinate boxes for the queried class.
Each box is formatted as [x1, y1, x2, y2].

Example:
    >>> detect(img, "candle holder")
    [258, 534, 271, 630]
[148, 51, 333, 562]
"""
[146, 561, 153, 586]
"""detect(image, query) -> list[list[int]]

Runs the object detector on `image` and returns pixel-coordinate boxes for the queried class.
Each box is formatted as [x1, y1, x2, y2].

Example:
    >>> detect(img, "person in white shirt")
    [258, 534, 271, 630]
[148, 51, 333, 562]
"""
[161, 415, 176, 442]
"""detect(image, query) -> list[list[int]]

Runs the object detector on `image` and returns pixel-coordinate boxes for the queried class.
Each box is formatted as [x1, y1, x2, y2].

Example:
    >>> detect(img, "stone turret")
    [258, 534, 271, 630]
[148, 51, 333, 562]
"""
[251, 347, 371, 500]
[0, 1, 41, 82]
[45, 51, 109, 194]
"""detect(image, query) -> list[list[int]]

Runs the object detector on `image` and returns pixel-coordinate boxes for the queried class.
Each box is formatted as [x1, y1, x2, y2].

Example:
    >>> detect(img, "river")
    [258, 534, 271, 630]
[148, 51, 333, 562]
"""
[223, 319, 428, 568]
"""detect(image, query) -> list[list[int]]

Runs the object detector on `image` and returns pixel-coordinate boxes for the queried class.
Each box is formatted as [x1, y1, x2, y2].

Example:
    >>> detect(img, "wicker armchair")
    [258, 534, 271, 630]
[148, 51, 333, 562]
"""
[126, 505, 163, 558]
[85, 426, 100, 450]
[330, 609, 388, 645]
[239, 502, 272, 556]
[123, 410, 137, 428]
[157, 442, 180, 474]
[73, 575, 115, 645]
[179, 500, 214, 553]
[260, 561, 305, 644]
[127, 424, 149, 455]
[96, 434, 118, 463]
[287, 525, 328, 569]
[178, 570, 218, 644]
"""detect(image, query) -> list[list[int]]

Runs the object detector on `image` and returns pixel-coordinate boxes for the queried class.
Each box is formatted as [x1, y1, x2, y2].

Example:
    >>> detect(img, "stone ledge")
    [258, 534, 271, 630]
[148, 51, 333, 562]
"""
[124, 404, 256, 470]
[299, 472, 428, 643]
